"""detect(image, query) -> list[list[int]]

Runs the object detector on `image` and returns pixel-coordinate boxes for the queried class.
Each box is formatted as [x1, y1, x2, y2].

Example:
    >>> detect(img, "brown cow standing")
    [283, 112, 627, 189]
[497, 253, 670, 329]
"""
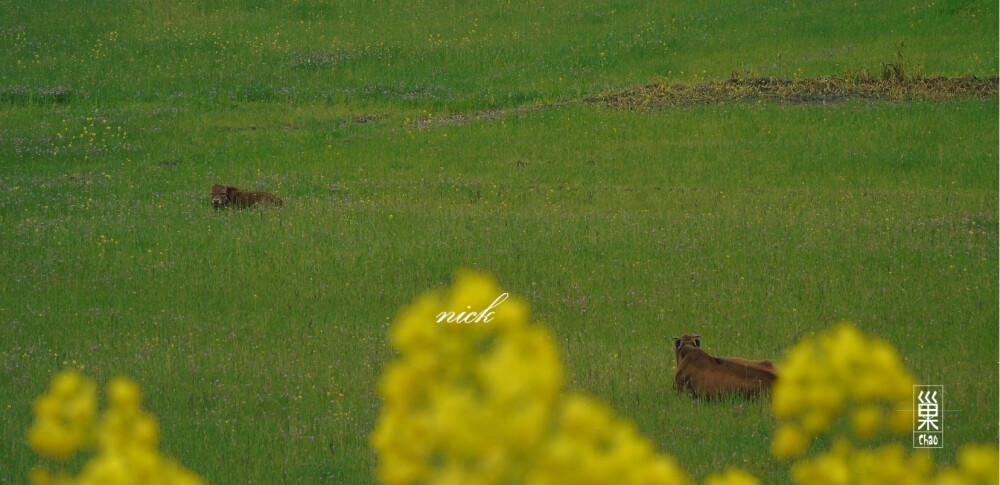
[672, 334, 777, 399]
[210, 184, 283, 209]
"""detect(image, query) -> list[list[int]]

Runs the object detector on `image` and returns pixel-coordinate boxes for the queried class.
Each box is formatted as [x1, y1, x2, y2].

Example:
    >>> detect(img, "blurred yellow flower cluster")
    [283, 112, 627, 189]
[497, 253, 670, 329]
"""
[772, 323, 998, 485]
[527, 393, 690, 485]
[27, 370, 98, 462]
[791, 439, 998, 485]
[791, 439, 933, 484]
[27, 370, 206, 485]
[701, 466, 761, 485]
[371, 270, 694, 485]
[771, 323, 915, 458]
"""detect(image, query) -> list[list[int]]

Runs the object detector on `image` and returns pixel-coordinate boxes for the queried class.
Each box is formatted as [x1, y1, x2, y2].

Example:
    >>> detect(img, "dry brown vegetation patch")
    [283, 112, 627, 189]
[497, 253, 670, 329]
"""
[588, 72, 998, 110]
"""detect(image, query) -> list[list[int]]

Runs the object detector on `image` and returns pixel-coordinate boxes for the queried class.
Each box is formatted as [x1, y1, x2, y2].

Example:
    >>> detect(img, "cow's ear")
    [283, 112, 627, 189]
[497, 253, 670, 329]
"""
[672, 337, 681, 350]
[694, 338, 701, 347]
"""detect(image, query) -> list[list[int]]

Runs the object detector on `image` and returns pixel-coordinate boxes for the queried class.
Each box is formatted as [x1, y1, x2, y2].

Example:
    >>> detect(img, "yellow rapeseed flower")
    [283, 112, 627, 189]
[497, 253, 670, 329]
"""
[956, 444, 1000, 484]
[27, 372, 206, 485]
[773, 322, 998, 485]
[107, 377, 142, 414]
[771, 322, 918, 452]
[526, 394, 690, 485]
[374, 271, 567, 484]
[887, 405, 915, 435]
[771, 425, 810, 460]
[27, 370, 97, 461]
[850, 405, 882, 441]
[791, 441, 939, 485]
[702, 466, 761, 485]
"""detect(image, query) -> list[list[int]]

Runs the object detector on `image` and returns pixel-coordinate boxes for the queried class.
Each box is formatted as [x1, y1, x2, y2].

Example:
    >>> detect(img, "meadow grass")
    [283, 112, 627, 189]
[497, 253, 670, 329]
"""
[1, 0, 997, 483]
[2, 0, 996, 110]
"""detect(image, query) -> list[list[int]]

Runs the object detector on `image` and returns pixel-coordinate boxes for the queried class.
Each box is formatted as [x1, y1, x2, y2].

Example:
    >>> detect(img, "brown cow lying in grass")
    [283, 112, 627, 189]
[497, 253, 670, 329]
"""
[210, 184, 283, 209]
[672, 334, 777, 399]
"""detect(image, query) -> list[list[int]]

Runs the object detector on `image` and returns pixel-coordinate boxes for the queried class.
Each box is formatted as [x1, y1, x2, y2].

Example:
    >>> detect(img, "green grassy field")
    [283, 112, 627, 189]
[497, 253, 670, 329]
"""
[1, 1, 997, 483]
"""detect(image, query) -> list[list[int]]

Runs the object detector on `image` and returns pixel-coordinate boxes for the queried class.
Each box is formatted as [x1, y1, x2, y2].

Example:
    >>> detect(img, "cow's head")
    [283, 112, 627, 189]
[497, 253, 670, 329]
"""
[211, 184, 234, 208]
[672, 334, 702, 354]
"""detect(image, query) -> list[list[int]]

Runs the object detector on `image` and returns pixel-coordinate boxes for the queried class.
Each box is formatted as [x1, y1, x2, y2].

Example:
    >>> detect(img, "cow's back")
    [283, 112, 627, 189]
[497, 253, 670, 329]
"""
[674, 346, 777, 399]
